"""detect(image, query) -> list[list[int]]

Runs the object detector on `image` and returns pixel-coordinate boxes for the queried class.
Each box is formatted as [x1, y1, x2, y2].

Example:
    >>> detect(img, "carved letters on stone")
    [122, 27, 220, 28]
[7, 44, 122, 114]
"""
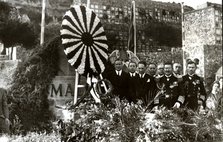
[50, 83, 74, 98]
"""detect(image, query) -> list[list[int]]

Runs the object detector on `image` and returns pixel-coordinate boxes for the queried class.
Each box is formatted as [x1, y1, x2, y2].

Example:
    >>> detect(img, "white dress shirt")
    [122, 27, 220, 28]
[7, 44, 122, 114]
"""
[139, 73, 145, 78]
[129, 72, 136, 77]
[116, 70, 122, 76]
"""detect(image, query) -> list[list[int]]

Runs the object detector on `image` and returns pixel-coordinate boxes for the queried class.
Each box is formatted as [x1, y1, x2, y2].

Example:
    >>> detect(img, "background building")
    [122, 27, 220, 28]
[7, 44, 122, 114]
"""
[183, 2, 222, 80]
[1, 0, 193, 53]
[73, 0, 193, 53]
[1, 0, 196, 65]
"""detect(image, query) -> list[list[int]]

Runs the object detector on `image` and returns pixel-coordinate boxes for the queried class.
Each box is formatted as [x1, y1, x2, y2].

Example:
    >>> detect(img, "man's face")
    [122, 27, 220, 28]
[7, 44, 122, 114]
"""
[148, 64, 156, 75]
[164, 64, 172, 76]
[212, 83, 220, 94]
[128, 62, 137, 73]
[114, 60, 123, 71]
[138, 63, 146, 74]
[157, 64, 164, 75]
[187, 63, 196, 75]
[173, 63, 182, 74]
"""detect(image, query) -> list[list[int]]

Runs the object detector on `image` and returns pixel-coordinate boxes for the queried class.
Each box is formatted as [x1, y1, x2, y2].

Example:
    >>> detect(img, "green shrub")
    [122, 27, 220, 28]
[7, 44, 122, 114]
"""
[10, 37, 61, 133]
[0, 1, 38, 49]
[0, 20, 37, 48]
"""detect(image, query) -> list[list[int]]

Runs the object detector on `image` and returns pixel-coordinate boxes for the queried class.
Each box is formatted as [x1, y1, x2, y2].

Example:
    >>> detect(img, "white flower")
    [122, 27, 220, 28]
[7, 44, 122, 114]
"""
[96, 127, 102, 133]
[0, 135, 9, 142]
[62, 109, 74, 122]
[145, 134, 151, 142]
[215, 123, 222, 130]
[94, 119, 103, 125]
[145, 113, 156, 120]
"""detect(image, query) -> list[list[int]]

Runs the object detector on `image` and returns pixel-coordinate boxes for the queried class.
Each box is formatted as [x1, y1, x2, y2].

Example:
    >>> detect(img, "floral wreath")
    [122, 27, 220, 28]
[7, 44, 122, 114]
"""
[61, 5, 108, 76]
[95, 79, 113, 96]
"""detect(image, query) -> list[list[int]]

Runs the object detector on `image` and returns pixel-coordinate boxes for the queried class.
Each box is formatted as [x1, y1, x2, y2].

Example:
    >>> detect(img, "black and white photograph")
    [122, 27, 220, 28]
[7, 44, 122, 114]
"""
[0, 0, 222, 141]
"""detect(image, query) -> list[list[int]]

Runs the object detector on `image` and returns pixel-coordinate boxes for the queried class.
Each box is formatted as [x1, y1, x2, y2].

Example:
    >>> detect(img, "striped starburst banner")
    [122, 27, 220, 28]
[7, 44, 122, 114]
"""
[61, 5, 108, 76]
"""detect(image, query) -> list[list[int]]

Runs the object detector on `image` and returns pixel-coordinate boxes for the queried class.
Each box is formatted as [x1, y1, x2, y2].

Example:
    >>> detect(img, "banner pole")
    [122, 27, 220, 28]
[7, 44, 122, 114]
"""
[87, 0, 90, 8]
[133, 0, 136, 55]
[74, 70, 79, 104]
[40, 0, 46, 45]
[181, 2, 186, 75]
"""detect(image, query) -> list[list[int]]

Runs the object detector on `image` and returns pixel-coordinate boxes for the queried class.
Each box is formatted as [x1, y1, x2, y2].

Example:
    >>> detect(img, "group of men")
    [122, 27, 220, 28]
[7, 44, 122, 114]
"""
[104, 59, 207, 111]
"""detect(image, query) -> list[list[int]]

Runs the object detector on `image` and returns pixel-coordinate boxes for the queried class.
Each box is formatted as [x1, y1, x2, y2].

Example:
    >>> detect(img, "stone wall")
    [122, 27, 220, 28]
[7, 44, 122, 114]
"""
[0, 60, 19, 89]
[48, 76, 86, 105]
[183, 6, 220, 77]
[184, 7, 216, 46]
[204, 45, 222, 80]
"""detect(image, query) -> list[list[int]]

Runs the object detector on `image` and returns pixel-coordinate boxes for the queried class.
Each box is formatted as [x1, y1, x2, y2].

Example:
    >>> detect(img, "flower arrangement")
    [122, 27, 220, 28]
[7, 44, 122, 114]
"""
[0, 132, 60, 142]
[4, 95, 222, 141]
[56, 96, 223, 142]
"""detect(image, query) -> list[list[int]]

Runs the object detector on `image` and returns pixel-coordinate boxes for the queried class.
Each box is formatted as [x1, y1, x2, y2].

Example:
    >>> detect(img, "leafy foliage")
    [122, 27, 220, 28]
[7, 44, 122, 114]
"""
[104, 30, 120, 53]
[19, 6, 53, 25]
[10, 37, 61, 133]
[1, 132, 60, 142]
[57, 97, 222, 142]
[0, 1, 38, 49]
[45, 22, 61, 42]
[0, 1, 12, 22]
[0, 20, 37, 48]
[144, 21, 182, 47]
[58, 98, 144, 142]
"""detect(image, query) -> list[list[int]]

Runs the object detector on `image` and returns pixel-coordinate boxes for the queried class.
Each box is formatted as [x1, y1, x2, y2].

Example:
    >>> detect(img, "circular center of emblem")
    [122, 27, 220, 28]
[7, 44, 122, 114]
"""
[81, 32, 93, 46]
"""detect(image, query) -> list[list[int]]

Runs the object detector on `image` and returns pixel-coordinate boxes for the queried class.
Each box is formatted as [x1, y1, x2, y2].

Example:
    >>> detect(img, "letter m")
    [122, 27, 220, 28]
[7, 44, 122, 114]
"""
[51, 84, 62, 97]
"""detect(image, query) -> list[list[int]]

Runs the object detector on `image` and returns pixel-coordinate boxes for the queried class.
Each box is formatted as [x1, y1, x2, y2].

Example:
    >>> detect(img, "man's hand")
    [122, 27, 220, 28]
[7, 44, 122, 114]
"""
[173, 102, 181, 108]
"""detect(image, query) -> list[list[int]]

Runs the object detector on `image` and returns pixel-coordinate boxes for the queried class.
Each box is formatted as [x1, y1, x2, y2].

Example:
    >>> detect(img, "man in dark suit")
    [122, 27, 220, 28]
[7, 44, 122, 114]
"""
[0, 88, 10, 133]
[147, 63, 157, 77]
[179, 61, 207, 111]
[155, 63, 164, 78]
[173, 62, 183, 78]
[137, 61, 157, 105]
[155, 62, 184, 109]
[127, 61, 139, 103]
[105, 59, 129, 100]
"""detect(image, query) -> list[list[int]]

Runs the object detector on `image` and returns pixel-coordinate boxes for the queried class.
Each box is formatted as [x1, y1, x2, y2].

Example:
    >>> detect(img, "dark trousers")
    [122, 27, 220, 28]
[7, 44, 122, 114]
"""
[0, 117, 10, 134]
[184, 97, 199, 111]
[159, 96, 178, 109]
